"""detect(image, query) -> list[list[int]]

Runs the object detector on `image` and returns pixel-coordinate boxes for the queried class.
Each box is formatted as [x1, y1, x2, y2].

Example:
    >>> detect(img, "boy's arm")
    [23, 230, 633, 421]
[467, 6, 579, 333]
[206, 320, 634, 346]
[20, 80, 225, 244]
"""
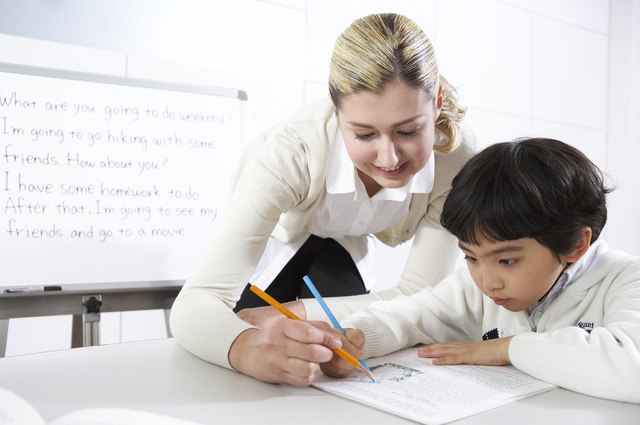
[339, 268, 484, 359]
[508, 322, 640, 403]
[417, 337, 514, 366]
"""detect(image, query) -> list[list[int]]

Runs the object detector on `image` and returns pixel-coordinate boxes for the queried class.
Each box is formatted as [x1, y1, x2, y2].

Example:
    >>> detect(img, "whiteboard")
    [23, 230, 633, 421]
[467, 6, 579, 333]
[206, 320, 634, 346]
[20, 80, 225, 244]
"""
[0, 63, 248, 287]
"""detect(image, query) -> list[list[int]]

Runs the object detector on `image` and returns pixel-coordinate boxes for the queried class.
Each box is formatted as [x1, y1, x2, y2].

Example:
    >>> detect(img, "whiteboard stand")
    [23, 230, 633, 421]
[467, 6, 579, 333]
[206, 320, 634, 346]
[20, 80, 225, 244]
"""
[0, 320, 8, 357]
[82, 294, 102, 346]
[0, 281, 182, 357]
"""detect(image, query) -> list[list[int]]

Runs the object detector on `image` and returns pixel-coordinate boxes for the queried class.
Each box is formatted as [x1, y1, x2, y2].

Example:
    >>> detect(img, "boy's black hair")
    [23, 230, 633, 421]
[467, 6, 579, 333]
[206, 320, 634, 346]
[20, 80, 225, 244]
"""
[440, 138, 613, 257]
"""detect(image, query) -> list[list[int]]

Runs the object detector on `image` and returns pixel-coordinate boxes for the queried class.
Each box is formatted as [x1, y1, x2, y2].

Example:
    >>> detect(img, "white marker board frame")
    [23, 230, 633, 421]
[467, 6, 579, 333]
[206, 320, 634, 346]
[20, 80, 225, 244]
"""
[0, 62, 248, 288]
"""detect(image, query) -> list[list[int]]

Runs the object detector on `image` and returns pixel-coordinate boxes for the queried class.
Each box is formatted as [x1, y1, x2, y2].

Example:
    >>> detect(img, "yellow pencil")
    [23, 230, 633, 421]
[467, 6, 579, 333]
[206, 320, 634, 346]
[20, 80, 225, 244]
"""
[250, 285, 374, 381]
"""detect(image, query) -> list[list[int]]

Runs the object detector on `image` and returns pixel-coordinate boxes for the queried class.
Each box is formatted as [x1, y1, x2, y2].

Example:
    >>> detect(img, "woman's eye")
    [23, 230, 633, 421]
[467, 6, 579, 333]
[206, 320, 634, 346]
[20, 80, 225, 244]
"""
[354, 133, 374, 141]
[398, 129, 419, 138]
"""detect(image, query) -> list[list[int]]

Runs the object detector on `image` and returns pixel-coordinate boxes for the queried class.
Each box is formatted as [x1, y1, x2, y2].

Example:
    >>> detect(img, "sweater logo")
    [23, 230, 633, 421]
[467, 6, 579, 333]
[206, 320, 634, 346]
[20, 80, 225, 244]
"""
[578, 321, 594, 333]
[482, 328, 500, 340]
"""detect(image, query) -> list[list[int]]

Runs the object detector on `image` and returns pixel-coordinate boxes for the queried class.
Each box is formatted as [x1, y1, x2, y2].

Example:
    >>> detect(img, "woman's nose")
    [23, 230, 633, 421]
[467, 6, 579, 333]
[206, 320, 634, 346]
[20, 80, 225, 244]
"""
[377, 138, 399, 168]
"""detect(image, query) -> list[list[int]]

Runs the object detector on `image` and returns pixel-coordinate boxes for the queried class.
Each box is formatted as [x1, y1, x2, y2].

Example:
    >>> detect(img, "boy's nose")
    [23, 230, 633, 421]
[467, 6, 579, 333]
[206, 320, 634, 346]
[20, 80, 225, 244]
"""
[481, 269, 504, 291]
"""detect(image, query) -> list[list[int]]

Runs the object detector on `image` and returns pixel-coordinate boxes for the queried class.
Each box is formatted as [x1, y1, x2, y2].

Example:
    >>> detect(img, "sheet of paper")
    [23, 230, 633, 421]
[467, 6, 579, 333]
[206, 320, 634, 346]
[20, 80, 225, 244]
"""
[0, 386, 46, 425]
[50, 408, 204, 425]
[312, 347, 556, 425]
[0, 386, 202, 425]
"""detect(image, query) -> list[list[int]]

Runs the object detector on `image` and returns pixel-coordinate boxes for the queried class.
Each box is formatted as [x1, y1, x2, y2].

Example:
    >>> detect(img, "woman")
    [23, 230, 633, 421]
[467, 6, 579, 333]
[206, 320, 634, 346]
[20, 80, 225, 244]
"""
[170, 13, 476, 385]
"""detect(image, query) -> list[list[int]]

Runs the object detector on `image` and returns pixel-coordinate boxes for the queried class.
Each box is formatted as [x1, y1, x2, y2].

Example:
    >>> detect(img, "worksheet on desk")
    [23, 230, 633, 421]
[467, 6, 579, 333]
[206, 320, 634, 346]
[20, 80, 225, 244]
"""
[312, 347, 556, 425]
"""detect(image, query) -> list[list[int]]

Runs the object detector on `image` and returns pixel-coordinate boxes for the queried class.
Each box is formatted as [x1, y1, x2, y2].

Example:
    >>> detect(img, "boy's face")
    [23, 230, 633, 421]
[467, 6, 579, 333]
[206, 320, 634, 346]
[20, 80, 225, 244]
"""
[459, 237, 566, 312]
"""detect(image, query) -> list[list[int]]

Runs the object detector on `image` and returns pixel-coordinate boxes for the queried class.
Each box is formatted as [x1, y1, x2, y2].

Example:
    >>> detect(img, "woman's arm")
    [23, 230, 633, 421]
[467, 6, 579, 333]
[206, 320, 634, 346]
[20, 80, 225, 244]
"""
[229, 319, 343, 386]
[170, 101, 339, 383]
[170, 124, 309, 367]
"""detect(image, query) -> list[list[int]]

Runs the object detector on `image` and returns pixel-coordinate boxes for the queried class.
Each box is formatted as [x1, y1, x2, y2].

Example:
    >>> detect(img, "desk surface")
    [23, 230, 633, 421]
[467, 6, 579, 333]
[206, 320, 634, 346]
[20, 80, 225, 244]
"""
[0, 338, 638, 425]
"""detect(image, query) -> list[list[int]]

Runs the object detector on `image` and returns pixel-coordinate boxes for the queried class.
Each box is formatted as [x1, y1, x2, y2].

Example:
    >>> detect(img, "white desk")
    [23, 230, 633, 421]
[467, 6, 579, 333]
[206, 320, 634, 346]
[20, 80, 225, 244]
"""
[0, 338, 638, 425]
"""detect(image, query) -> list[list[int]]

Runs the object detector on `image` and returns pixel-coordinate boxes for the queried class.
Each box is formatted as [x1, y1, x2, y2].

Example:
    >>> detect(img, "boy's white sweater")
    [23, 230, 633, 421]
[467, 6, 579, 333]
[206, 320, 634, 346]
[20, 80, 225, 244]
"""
[341, 241, 640, 403]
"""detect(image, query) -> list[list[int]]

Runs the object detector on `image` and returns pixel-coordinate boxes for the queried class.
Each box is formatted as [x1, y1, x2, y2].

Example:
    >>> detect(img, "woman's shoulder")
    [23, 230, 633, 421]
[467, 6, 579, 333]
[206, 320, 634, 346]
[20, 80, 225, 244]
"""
[433, 120, 477, 179]
[284, 97, 336, 124]
[256, 98, 337, 148]
[245, 98, 336, 159]
[456, 119, 478, 154]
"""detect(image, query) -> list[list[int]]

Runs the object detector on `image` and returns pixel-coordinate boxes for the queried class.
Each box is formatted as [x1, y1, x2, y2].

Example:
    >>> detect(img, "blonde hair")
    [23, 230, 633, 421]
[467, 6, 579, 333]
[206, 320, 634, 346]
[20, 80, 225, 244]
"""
[329, 13, 466, 153]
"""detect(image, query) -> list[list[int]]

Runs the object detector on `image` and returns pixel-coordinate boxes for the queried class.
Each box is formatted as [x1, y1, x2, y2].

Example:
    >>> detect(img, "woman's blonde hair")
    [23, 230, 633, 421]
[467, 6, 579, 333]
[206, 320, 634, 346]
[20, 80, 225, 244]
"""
[329, 13, 466, 153]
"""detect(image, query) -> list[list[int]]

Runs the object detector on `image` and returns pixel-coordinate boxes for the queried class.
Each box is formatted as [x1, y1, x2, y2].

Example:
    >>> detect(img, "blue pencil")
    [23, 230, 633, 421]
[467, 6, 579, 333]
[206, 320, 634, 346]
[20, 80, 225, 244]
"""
[302, 275, 374, 381]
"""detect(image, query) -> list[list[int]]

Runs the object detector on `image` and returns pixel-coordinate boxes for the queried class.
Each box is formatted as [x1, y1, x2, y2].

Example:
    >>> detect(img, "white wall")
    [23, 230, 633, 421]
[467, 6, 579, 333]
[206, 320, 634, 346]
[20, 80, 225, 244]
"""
[606, 0, 640, 257]
[1, 0, 638, 355]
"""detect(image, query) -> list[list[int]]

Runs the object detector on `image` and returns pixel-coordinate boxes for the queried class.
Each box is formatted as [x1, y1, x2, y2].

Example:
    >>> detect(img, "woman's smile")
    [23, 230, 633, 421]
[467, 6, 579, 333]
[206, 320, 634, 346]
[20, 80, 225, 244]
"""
[376, 162, 409, 176]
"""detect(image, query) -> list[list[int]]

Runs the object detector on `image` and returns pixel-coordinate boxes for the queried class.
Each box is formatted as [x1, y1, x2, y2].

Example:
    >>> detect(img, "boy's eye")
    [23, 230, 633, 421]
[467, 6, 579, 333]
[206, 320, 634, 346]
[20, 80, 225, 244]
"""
[500, 259, 517, 266]
[463, 255, 477, 263]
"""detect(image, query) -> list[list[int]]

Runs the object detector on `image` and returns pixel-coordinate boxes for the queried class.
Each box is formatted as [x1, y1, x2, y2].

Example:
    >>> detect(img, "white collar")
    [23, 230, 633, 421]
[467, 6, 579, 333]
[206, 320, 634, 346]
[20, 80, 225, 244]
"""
[527, 239, 602, 320]
[556, 238, 602, 292]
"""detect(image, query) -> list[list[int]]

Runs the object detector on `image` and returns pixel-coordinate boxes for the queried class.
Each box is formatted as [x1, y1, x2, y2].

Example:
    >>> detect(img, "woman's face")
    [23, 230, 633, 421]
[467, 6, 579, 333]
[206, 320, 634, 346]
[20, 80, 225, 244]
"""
[336, 80, 441, 197]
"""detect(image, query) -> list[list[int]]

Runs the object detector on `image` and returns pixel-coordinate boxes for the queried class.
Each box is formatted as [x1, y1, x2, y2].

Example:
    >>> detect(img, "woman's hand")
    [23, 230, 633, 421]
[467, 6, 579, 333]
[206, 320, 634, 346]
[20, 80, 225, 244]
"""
[418, 336, 514, 366]
[228, 318, 341, 386]
[236, 300, 307, 329]
[320, 328, 366, 378]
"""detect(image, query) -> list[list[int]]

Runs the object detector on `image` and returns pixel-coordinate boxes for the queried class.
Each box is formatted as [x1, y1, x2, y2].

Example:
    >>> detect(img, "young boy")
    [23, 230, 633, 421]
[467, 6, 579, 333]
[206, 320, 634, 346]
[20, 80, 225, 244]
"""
[323, 138, 640, 403]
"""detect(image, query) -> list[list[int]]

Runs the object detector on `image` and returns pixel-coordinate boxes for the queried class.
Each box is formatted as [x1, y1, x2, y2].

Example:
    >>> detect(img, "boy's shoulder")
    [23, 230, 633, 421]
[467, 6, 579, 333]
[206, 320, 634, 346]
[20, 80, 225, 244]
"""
[589, 241, 640, 288]
[596, 241, 640, 268]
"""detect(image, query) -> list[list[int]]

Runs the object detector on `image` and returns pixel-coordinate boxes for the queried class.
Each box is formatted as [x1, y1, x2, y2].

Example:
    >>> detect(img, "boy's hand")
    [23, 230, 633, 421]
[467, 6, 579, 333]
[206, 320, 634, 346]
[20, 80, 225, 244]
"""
[418, 336, 514, 366]
[320, 328, 366, 378]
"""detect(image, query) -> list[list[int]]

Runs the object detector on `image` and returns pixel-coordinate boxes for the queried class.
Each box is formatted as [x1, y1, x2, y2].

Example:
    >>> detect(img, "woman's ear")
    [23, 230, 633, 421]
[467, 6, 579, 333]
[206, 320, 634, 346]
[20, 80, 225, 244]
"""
[436, 85, 444, 116]
[562, 227, 593, 263]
